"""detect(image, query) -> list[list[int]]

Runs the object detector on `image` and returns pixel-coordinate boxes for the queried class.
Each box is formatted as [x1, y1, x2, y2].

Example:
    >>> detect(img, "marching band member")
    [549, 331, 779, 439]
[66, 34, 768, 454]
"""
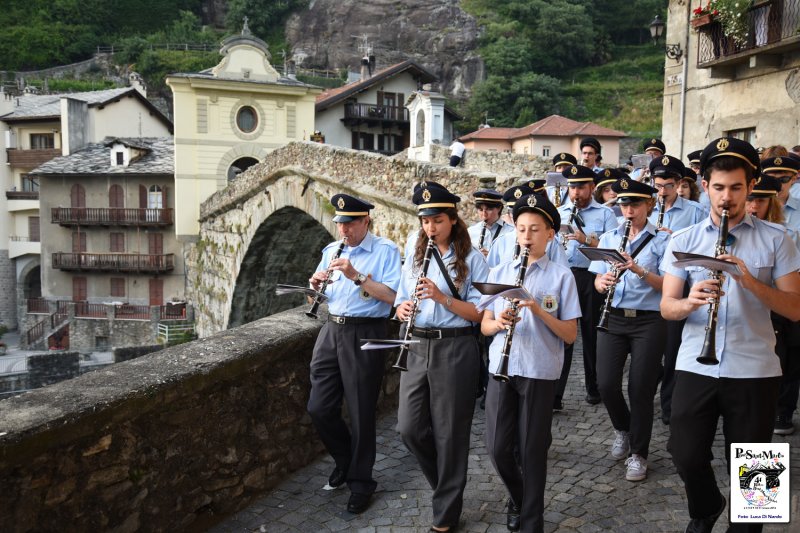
[468, 189, 513, 256]
[661, 138, 800, 533]
[482, 193, 580, 533]
[395, 183, 488, 533]
[307, 194, 401, 514]
[590, 177, 668, 482]
[556, 165, 618, 408]
[551, 152, 577, 205]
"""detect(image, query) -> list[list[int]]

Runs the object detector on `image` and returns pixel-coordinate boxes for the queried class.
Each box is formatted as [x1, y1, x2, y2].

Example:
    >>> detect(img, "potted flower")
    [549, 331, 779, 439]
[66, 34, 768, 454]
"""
[714, 0, 753, 45]
[692, 1, 719, 28]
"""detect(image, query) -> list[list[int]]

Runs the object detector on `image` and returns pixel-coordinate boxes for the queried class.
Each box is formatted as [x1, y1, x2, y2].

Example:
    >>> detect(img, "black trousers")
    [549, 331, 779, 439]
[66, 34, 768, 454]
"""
[307, 319, 387, 495]
[669, 371, 781, 533]
[485, 376, 555, 533]
[559, 268, 603, 399]
[773, 313, 800, 418]
[596, 312, 666, 459]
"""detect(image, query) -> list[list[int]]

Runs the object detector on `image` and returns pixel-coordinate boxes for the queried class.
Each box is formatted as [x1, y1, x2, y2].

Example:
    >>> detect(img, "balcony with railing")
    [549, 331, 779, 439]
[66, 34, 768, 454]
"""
[6, 148, 61, 168]
[52, 253, 175, 273]
[342, 103, 409, 126]
[51, 207, 173, 227]
[696, 0, 800, 69]
[6, 175, 39, 200]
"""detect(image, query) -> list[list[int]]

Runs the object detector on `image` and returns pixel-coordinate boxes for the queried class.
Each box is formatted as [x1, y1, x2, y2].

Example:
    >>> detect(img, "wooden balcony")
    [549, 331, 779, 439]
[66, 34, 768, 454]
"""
[697, 0, 800, 71]
[51, 207, 173, 227]
[52, 253, 175, 273]
[6, 148, 61, 168]
[342, 103, 409, 126]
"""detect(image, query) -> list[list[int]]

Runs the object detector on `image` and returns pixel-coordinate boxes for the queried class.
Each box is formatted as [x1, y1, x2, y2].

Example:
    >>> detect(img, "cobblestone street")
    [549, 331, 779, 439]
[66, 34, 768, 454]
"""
[213, 343, 799, 532]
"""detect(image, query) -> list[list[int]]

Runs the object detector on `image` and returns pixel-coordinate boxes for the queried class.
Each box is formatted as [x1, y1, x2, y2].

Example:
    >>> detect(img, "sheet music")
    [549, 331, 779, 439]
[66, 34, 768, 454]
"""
[275, 283, 328, 301]
[473, 282, 535, 311]
[577, 247, 627, 264]
[672, 251, 743, 276]
[360, 339, 420, 350]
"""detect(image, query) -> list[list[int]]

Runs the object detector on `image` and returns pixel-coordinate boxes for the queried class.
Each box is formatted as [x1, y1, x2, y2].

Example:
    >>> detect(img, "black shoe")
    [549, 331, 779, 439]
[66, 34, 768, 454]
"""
[347, 492, 372, 514]
[327, 466, 347, 489]
[585, 393, 601, 405]
[506, 498, 521, 532]
[553, 399, 563, 412]
[684, 495, 725, 533]
[774, 414, 795, 435]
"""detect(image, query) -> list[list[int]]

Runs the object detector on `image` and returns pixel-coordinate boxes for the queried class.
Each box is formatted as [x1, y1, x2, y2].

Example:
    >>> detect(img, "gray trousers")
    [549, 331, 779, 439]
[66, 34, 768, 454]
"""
[485, 376, 556, 533]
[307, 320, 387, 495]
[397, 334, 480, 528]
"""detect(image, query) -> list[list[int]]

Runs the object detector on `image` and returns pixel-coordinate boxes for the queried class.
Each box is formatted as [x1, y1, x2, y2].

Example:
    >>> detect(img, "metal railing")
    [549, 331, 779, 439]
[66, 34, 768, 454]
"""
[75, 302, 106, 318]
[157, 322, 195, 344]
[697, 0, 800, 65]
[52, 253, 175, 273]
[10, 235, 40, 243]
[27, 298, 49, 313]
[51, 207, 173, 226]
[160, 304, 187, 320]
[343, 103, 409, 122]
[114, 304, 150, 320]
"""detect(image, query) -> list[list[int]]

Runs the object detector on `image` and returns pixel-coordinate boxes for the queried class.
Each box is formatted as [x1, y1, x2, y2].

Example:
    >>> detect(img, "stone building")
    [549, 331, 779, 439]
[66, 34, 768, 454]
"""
[458, 115, 626, 166]
[662, 0, 800, 156]
[26, 137, 185, 351]
[315, 59, 459, 155]
[166, 23, 321, 240]
[0, 87, 173, 330]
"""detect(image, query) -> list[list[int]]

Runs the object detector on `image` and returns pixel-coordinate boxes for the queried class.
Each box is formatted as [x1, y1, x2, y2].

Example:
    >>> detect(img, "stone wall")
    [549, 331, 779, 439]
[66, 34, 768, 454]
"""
[0, 251, 18, 330]
[114, 345, 163, 363]
[27, 352, 81, 389]
[0, 306, 402, 533]
[191, 141, 508, 336]
[70, 317, 158, 352]
[407, 143, 552, 183]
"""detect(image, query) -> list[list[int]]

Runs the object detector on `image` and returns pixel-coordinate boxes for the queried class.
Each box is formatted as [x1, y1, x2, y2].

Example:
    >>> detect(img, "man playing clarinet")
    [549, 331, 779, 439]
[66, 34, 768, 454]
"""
[660, 138, 800, 533]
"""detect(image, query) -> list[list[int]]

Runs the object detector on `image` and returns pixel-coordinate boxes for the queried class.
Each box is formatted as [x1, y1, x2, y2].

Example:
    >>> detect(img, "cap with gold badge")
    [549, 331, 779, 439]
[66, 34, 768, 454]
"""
[749, 174, 782, 197]
[699, 137, 760, 175]
[648, 154, 685, 179]
[563, 164, 596, 185]
[473, 189, 504, 207]
[331, 194, 375, 222]
[502, 183, 538, 208]
[413, 182, 461, 216]
[553, 152, 577, 168]
[643, 138, 666, 155]
[611, 177, 657, 204]
[512, 193, 561, 229]
[761, 156, 800, 175]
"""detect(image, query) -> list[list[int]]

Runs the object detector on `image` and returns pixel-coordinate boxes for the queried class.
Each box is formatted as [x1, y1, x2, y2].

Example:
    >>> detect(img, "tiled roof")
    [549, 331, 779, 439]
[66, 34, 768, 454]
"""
[1, 87, 136, 120]
[459, 115, 626, 141]
[168, 71, 319, 89]
[31, 137, 173, 176]
[315, 60, 437, 111]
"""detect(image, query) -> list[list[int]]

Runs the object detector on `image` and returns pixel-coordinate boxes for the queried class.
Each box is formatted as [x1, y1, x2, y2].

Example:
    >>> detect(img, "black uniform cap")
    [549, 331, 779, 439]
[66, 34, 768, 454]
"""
[502, 183, 538, 207]
[686, 150, 702, 165]
[612, 176, 657, 204]
[699, 137, 760, 175]
[413, 183, 460, 216]
[473, 189, 503, 206]
[580, 137, 602, 153]
[331, 194, 375, 222]
[643, 138, 666, 154]
[516, 178, 546, 192]
[512, 193, 561, 229]
[595, 168, 623, 189]
[761, 156, 800, 174]
[413, 180, 447, 193]
[749, 174, 782, 197]
[649, 154, 685, 179]
[563, 164, 596, 184]
[553, 152, 577, 167]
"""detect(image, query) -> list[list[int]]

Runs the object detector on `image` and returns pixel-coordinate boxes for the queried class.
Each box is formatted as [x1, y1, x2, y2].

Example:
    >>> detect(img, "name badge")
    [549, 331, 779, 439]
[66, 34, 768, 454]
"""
[541, 295, 558, 313]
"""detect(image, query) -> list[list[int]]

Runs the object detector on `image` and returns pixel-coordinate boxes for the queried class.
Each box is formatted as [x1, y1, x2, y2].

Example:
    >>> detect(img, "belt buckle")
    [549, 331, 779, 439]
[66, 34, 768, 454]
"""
[624, 308, 637, 318]
[432, 329, 442, 340]
[332, 316, 345, 325]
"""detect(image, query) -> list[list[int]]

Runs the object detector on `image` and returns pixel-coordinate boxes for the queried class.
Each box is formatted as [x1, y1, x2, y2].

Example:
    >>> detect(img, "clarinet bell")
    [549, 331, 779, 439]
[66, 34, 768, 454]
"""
[392, 345, 409, 371]
[492, 355, 510, 382]
[306, 301, 321, 319]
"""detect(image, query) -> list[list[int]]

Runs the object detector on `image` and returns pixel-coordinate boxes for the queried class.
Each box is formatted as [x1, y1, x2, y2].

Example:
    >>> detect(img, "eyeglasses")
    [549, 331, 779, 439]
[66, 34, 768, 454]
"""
[777, 176, 795, 184]
[654, 183, 676, 190]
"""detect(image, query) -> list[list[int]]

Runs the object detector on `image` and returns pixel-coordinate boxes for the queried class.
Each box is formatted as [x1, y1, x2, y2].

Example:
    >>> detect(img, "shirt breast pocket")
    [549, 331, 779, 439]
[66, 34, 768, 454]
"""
[744, 254, 774, 284]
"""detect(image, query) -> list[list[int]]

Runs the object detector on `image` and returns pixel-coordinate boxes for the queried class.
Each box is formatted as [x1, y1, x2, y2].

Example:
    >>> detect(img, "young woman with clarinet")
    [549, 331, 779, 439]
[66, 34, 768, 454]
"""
[394, 183, 488, 533]
[589, 176, 669, 483]
[481, 193, 580, 533]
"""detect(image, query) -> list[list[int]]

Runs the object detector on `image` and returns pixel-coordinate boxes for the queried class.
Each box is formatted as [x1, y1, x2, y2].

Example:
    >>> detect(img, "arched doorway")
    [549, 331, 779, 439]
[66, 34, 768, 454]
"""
[227, 206, 333, 328]
[23, 266, 41, 300]
[227, 157, 259, 181]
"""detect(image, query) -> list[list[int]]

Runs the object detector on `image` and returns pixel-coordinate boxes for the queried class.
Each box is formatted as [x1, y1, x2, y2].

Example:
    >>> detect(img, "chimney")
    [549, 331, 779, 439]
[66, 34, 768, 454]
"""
[360, 55, 370, 81]
[369, 54, 376, 76]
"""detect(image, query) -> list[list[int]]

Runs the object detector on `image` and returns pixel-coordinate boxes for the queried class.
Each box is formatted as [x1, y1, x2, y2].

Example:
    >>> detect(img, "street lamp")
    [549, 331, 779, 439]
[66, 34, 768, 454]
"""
[649, 14, 683, 61]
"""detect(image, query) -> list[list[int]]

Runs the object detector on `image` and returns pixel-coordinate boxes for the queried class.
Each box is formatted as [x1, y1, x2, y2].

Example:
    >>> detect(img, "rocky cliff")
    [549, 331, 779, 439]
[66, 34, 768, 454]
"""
[285, 0, 484, 99]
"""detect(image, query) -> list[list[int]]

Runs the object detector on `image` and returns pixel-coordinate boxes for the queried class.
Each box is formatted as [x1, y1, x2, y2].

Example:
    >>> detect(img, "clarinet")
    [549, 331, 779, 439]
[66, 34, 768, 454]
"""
[393, 237, 437, 371]
[554, 185, 562, 208]
[307, 237, 347, 319]
[493, 246, 531, 382]
[697, 205, 729, 365]
[597, 219, 633, 332]
[656, 195, 667, 230]
[561, 205, 578, 250]
[478, 222, 489, 250]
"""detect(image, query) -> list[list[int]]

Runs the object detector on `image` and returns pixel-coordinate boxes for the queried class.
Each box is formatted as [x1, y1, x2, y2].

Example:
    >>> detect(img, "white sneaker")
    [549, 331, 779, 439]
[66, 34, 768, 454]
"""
[625, 454, 647, 481]
[610, 430, 630, 460]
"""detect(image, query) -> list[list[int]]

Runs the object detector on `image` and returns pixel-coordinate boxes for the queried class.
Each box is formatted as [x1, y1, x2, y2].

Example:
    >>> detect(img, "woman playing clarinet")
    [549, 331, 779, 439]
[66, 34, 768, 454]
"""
[394, 183, 488, 533]
[589, 177, 669, 483]
[481, 193, 580, 533]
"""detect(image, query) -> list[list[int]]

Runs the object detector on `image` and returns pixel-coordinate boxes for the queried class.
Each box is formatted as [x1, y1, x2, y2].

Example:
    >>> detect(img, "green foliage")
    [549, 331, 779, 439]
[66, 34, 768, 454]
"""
[225, 0, 310, 52]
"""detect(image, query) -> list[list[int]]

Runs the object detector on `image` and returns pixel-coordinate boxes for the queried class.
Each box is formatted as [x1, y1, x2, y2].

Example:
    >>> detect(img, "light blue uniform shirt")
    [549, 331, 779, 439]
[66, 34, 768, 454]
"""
[557, 200, 618, 268]
[648, 195, 707, 231]
[660, 215, 800, 378]
[487, 231, 568, 269]
[468, 219, 513, 250]
[315, 232, 401, 317]
[790, 181, 800, 199]
[783, 196, 800, 235]
[590, 221, 669, 311]
[484, 255, 582, 380]
[395, 245, 489, 328]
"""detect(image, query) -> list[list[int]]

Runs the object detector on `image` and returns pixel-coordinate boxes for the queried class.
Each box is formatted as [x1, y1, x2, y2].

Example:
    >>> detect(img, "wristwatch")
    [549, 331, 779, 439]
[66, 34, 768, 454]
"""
[354, 273, 367, 286]
[637, 268, 649, 280]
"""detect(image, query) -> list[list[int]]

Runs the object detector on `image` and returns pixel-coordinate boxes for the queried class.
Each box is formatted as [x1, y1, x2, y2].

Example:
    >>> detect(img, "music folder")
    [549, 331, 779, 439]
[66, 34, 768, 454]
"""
[546, 171, 569, 188]
[360, 339, 420, 351]
[473, 282, 534, 312]
[671, 251, 743, 276]
[274, 283, 328, 301]
[577, 247, 626, 265]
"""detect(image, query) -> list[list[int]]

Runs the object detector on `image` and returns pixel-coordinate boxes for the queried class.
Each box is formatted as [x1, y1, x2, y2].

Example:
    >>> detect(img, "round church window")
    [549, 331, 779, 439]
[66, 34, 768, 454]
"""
[236, 106, 258, 133]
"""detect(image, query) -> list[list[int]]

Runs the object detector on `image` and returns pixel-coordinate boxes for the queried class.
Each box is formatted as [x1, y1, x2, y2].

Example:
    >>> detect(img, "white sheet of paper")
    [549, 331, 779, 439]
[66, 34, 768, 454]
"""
[473, 282, 535, 312]
[275, 284, 328, 301]
[360, 339, 420, 350]
[672, 251, 743, 276]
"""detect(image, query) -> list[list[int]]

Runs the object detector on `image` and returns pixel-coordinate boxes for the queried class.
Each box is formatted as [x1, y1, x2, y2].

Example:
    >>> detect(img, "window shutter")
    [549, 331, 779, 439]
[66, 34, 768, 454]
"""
[162, 185, 168, 208]
[352, 131, 359, 149]
[139, 184, 147, 208]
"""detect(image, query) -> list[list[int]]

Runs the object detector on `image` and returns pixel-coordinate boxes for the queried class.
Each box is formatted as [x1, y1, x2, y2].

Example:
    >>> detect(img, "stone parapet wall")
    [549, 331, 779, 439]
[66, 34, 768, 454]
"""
[407, 143, 552, 181]
[0, 306, 400, 533]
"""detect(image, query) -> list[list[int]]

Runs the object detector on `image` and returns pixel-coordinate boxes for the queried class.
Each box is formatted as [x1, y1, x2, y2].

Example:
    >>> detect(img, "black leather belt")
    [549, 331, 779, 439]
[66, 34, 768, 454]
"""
[328, 315, 385, 325]
[570, 267, 589, 272]
[411, 326, 475, 339]
[608, 307, 661, 318]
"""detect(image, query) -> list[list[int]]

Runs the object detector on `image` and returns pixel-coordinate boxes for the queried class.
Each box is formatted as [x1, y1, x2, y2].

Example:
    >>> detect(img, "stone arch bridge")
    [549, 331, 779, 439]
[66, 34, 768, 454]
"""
[188, 142, 504, 337]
